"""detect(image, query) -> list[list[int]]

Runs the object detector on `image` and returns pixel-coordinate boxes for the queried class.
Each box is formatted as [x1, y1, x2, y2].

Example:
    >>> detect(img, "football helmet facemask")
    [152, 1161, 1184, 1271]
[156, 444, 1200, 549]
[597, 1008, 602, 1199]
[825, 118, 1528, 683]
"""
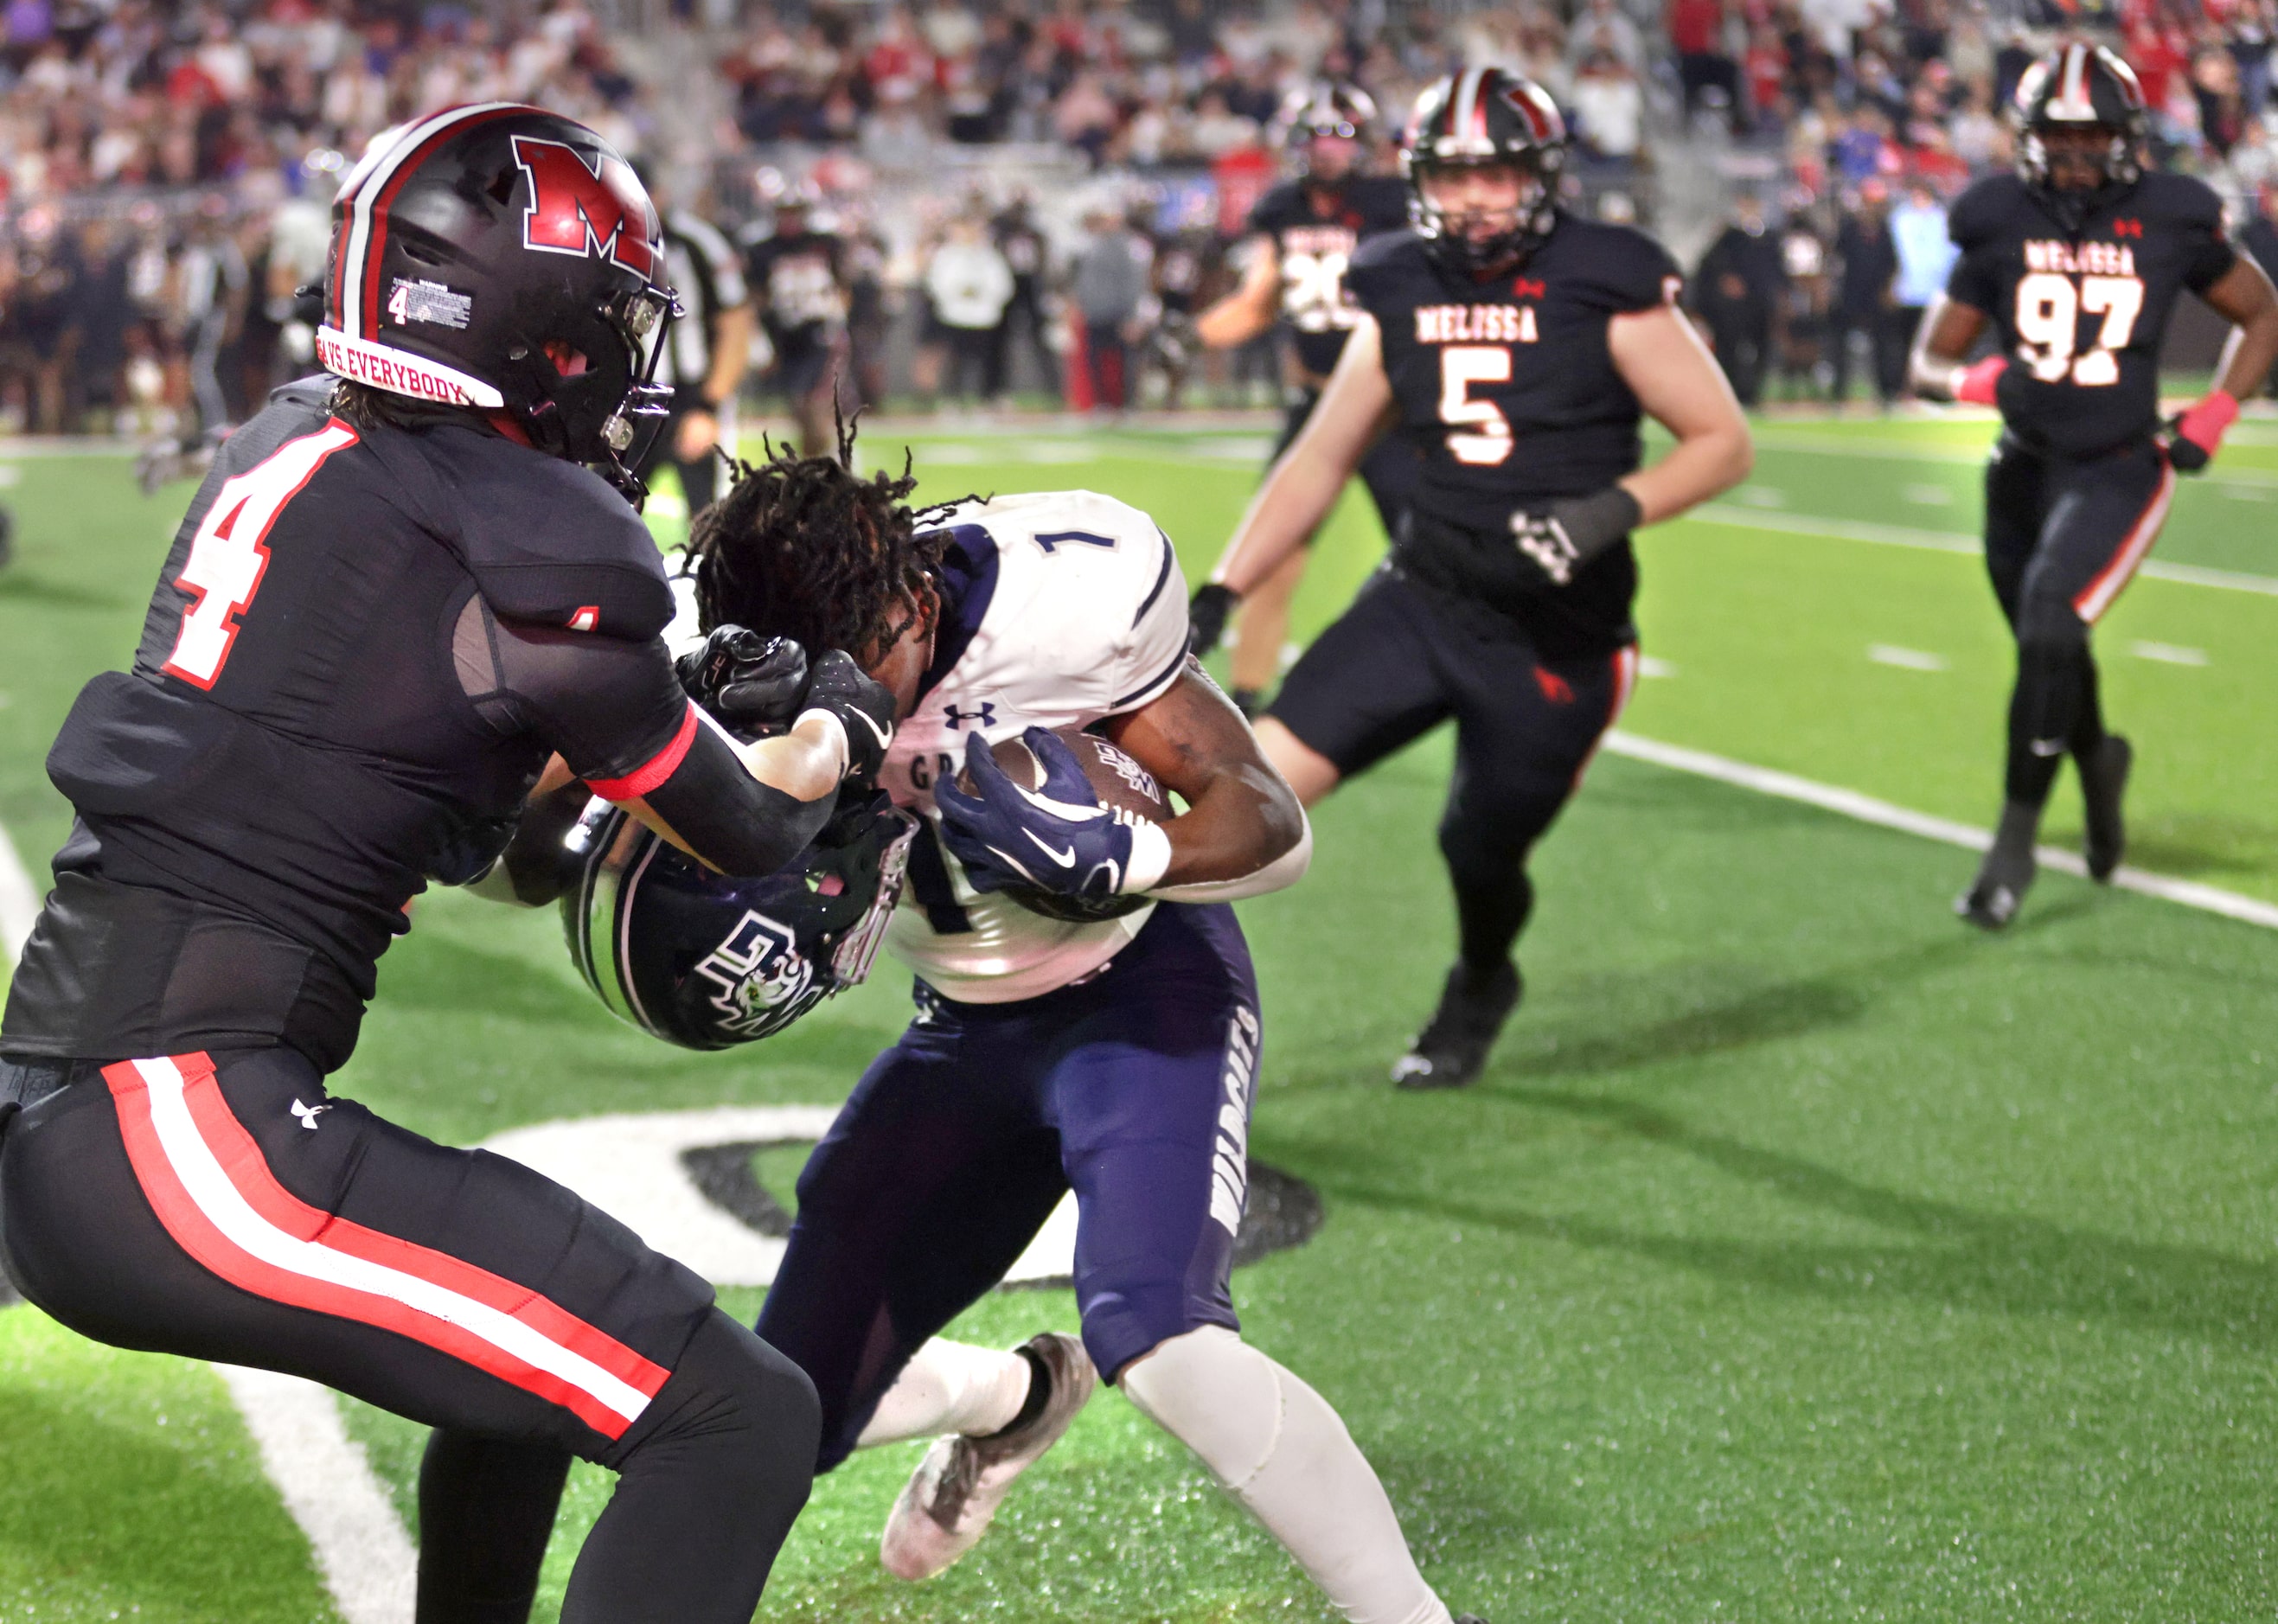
[1403, 67, 1567, 272]
[1275, 81, 1379, 182]
[2012, 42, 2147, 227]
[318, 104, 681, 498]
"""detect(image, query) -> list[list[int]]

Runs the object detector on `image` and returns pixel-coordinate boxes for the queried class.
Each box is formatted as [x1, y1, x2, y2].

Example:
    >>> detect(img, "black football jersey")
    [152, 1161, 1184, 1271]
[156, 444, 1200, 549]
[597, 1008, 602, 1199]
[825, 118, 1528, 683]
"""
[1348, 214, 1683, 655]
[1247, 176, 1412, 377]
[1947, 171, 2236, 458]
[0, 380, 688, 1072]
[745, 229, 848, 348]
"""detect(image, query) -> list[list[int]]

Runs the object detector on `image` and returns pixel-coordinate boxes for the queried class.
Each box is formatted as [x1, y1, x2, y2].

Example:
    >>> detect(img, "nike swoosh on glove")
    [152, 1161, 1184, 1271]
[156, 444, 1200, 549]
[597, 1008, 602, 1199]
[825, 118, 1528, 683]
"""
[1509, 486, 1643, 587]
[933, 727, 1170, 904]
[675, 625, 809, 734]
[798, 649, 898, 787]
[2165, 389, 2237, 474]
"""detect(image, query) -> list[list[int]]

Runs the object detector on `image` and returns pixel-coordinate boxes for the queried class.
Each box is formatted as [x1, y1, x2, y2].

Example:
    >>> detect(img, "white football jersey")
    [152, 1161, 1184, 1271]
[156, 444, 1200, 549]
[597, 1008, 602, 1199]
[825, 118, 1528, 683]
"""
[881, 490, 1189, 1003]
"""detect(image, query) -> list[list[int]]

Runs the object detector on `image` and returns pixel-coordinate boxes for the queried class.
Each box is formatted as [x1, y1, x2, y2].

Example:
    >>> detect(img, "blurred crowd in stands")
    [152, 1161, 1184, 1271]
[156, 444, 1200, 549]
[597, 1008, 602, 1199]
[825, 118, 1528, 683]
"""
[6, 0, 2278, 435]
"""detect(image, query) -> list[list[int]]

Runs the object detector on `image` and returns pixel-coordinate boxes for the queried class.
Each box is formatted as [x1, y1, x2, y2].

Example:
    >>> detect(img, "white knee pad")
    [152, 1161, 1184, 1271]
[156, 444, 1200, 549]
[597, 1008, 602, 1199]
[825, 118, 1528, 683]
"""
[1120, 1327, 1449, 1624]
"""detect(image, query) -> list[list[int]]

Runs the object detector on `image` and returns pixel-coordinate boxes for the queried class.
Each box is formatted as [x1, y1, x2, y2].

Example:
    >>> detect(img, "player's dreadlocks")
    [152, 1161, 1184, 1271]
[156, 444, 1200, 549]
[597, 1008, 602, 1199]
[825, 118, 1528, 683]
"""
[685, 417, 964, 660]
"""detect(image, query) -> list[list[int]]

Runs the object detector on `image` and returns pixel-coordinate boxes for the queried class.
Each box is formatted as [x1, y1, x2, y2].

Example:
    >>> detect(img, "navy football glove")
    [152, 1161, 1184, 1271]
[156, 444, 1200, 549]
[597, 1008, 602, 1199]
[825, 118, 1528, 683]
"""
[933, 727, 1168, 905]
[675, 625, 809, 733]
[1509, 486, 1642, 587]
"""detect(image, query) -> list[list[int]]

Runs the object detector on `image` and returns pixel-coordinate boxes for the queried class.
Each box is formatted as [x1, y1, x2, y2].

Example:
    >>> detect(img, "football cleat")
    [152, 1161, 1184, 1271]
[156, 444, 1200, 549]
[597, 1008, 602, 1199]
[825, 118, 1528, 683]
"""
[880, 1332, 1097, 1582]
[2081, 733, 2132, 882]
[1392, 962, 1520, 1090]
[1956, 829, 2037, 930]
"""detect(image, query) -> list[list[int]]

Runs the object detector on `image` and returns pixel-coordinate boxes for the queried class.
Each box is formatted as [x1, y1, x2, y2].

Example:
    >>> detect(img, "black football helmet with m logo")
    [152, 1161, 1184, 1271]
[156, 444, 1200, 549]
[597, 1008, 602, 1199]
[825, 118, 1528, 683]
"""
[1402, 67, 1569, 272]
[319, 104, 681, 494]
[2012, 42, 2149, 226]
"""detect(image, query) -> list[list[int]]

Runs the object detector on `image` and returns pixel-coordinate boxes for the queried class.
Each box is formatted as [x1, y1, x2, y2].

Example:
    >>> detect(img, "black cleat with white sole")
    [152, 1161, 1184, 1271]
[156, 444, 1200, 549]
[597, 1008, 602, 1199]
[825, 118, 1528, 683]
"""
[2080, 733, 2131, 882]
[1392, 962, 1520, 1090]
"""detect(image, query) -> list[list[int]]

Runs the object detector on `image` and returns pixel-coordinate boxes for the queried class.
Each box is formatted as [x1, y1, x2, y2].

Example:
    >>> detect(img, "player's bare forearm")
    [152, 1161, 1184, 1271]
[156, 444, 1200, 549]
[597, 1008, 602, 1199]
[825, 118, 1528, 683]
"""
[1213, 318, 1395, 595]
[1101, 663, 1304, 886]
[1195, 243, 1280, 349]
[2204, 258, 2278, 400]
[736, 713, 847, 802]
[1608, 304, 1753, 524]
[1908, 297, 1990, 399]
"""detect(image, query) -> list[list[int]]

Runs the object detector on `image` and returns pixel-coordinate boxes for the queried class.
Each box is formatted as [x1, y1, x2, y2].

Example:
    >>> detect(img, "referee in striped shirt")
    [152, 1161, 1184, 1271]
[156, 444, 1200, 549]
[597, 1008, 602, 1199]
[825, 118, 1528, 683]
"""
[637, 171, 755, 517]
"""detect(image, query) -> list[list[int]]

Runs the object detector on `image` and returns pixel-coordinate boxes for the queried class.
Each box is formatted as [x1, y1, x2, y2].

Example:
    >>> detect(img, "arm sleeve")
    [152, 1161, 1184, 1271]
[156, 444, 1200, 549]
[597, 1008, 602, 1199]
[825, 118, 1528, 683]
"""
[456, 598, 829, 878]
[1110, 527, 1194, 714]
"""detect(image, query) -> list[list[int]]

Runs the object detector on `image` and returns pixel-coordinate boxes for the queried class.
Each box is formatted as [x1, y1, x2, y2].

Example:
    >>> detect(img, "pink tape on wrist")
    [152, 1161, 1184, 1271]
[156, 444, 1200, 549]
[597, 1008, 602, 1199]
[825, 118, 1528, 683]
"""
[1955, 356, 2007, 406]
[2180, 389, 2240, 452]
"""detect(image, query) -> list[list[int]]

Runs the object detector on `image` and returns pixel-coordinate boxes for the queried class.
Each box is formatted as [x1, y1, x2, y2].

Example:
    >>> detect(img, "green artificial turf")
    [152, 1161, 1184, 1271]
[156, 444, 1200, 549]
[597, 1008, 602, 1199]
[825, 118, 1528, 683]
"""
[6, 419, 2278, 1621]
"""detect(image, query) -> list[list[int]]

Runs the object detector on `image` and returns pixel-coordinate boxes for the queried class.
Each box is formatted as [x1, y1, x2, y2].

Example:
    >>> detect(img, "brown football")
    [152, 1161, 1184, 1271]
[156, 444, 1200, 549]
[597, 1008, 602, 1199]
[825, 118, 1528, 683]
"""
[955, 726, 1172, 921]
[956, 725, 1174, 821]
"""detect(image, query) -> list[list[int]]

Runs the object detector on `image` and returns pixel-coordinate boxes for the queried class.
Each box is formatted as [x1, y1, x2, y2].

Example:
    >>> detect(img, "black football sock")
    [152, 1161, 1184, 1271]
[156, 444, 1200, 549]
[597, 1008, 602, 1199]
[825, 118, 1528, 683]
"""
[2004, 641, 2083, 809]
[2067, 651, 2107, 761]
[1447, 859, 1533, 988]
[417, 1432, 573, 1624]
[1230, 687, 1262, 719]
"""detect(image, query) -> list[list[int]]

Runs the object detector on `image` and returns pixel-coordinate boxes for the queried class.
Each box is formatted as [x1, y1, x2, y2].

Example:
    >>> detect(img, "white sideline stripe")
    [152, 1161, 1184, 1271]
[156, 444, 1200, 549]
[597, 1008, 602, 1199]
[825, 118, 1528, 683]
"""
[214, 1365, 417, 1624]
[1750, 433, 2278, 493]
[135, 1056, 655, 1426]
[0, 819, 37, 968]
[1688, 505, 2278, 597]
[1603, 732, 2278, 932]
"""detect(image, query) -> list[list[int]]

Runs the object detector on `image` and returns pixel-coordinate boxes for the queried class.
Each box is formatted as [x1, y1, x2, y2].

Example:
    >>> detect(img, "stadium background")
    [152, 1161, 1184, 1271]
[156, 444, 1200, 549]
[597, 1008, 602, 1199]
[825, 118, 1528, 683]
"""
[10, 0, 2278, 1621]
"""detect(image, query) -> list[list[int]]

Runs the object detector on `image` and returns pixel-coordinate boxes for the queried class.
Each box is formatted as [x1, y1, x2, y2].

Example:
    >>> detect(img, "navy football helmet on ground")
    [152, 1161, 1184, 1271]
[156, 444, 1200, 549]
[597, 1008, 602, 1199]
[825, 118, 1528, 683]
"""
[319, 104, 681, 492]
[564, 790, 916, 1049]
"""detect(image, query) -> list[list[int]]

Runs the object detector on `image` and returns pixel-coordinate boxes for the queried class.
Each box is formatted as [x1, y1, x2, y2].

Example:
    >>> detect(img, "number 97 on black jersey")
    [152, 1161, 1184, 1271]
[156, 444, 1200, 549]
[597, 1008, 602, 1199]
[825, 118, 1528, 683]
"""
[1945, 169, 2238, 458]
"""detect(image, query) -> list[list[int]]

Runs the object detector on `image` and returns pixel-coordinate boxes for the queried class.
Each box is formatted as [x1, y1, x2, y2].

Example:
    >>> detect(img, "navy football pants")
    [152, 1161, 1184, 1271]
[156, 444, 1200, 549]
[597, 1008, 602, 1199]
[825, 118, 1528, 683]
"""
[755, 902, 1261, 1470]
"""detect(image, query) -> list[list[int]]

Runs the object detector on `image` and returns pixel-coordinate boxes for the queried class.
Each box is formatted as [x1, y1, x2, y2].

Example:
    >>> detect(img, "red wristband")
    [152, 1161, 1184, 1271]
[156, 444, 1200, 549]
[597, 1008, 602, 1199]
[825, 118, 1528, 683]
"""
[1954, 355, 2006, 406]
[2179, 389, 2240, 455]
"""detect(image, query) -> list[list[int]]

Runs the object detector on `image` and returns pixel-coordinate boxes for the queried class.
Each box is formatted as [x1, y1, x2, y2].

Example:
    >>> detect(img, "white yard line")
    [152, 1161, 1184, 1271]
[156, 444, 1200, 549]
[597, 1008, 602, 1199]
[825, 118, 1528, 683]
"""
[1750, 433, 2278, 495]
[1688, 505, 2278, 596]
[0, 820, 39, 968]
[1604, 732, 2278, 932]
[214, 1365, 416, 1624]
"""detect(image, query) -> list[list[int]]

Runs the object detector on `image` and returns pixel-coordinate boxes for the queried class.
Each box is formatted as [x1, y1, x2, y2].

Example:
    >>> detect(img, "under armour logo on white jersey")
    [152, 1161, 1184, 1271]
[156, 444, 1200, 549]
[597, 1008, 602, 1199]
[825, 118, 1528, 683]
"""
[291, 1099, 331, 1131]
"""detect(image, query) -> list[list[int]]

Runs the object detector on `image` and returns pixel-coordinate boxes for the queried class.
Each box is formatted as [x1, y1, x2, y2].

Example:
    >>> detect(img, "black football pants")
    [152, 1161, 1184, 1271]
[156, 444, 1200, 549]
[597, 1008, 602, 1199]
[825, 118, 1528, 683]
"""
[1269, 568, 1638, 974]
[1983, 435, 2173, 808]
[0, 1046, 818, 1624]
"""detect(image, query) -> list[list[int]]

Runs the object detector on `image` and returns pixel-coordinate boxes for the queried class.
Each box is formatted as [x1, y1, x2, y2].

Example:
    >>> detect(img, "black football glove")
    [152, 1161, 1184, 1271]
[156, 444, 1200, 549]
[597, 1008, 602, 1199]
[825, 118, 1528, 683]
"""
[675, 625, 809, 733]
[799, 649, 897, 788]
[1187, 582, 1238, 657]
[1509, 486, 1643, 587]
